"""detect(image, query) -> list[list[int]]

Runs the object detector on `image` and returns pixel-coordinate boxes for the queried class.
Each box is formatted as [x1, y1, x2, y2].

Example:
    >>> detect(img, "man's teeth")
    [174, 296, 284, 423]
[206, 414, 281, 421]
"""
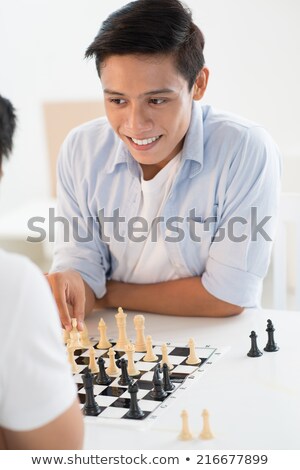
[131, 136, 160, 146]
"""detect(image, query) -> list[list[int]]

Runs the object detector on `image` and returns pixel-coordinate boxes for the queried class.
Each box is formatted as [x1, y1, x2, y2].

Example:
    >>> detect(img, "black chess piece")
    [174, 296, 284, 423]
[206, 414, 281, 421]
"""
[162, 363, 175, 392]
[124, 380, 145, 419]
[247, 331, 263, 357]
[151, 367, 168, 400]
[118, 358, 132, 386]
[264, 319, 279, 352]
[82, 368, 101, 416]
[95, 356, 112, 385]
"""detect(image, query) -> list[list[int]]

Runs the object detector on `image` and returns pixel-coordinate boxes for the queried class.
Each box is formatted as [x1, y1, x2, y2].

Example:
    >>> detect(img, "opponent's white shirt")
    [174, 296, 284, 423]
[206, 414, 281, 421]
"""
[112, 153, 183, 283]
[0, 250, 76, 431]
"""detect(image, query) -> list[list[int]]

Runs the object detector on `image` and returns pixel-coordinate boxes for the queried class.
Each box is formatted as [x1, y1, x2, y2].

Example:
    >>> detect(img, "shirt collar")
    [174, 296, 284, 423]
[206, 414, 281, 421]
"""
[104, 100, 204, 178]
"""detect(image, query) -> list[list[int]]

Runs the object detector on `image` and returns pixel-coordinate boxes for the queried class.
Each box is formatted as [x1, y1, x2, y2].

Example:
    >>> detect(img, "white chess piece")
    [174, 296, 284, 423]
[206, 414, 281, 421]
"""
[115, 307, 130, 350]
[186, 337, 201, 365]
[199, 409, 214, 439]
[134, 315, 147, 352]
[79, 322, 91, 348]
[96, 318, 112, 349]
[69, 318, 82, 349]
[178, 410, 193, 440]
[106, 348, 121, 377]
[143, 335, 158, 362]
[160, 343, 174, 370]
[88, 346, 99, 373]
[67, 341, 79, 374]
[63, 328, 70, 344]
[125, 343, 140, 376]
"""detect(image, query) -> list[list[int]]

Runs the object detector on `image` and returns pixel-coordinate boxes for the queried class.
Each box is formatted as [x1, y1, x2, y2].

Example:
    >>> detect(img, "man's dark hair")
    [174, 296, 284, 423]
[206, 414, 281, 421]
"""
[0, 95, 16, 170]
[85, 0, 205, 91]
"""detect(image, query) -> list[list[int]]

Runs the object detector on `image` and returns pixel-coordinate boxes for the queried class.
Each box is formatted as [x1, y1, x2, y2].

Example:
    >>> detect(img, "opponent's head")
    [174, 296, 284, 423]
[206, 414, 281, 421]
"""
[0, 95, 16, 178]
[85, 0, 206, 91]
[85, 0, 209, 172]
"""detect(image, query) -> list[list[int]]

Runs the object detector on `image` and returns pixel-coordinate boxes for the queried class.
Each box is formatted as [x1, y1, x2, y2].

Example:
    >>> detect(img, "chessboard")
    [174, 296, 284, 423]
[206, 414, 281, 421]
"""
[72, 338, 227, 427]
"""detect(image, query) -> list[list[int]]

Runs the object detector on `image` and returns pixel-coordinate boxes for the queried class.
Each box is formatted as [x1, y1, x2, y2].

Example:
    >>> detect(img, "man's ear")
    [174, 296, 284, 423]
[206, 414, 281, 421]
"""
[193, 67, 209, 101]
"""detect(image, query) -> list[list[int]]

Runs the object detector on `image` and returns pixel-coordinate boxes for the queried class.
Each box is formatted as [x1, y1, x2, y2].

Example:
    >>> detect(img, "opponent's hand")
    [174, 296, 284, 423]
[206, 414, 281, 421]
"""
[45, 270, 86, 331]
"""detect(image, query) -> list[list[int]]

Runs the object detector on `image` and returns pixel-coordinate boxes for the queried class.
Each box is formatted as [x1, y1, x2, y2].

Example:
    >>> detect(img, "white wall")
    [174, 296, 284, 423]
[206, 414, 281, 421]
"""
[0, 0, 299, 216]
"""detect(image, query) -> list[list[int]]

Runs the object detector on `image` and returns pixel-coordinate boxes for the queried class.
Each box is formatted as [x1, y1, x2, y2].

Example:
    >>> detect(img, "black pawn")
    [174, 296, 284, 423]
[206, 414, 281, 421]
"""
[124, 380, 145, 419]
[247, 331, 263, 357]
[82, 368, 101, 416]
[162, 363, 175, 392]
[264, 319, 279, 352]
[95, 356, 112, 385]
[118, 358, 132, 386]
[151, 367, 167, 400]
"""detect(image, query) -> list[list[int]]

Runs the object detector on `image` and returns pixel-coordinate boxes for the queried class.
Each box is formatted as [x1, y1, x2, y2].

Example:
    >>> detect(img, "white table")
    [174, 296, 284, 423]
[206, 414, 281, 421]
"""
[83, 308, 300, 450]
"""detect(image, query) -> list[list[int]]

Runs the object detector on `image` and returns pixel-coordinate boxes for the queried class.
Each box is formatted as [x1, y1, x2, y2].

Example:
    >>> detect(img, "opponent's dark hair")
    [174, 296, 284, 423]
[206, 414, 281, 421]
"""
[85, 0, 205, 91]
[0, 95, 16, 170]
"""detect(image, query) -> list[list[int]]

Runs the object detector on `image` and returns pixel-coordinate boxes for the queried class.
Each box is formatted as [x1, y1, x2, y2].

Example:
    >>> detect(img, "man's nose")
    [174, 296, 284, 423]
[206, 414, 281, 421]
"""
[124, 104, 152, 133]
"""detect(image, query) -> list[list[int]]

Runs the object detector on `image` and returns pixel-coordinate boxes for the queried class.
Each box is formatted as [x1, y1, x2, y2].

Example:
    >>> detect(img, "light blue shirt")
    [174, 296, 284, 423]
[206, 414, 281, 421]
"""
[51, 102, 281, 307]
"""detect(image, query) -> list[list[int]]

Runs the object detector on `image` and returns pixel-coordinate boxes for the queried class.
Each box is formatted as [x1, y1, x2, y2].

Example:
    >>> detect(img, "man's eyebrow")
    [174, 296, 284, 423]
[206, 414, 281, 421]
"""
[103, 88, 176, 96]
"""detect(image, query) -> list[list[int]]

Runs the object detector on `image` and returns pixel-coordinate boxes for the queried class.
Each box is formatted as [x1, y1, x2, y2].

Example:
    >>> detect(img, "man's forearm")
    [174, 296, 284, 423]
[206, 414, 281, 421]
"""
[97, 277, 243, 317]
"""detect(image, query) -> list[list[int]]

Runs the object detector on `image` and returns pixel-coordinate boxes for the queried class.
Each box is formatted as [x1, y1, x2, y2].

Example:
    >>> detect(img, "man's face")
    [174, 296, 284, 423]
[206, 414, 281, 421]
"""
[100, 54, 197, 172]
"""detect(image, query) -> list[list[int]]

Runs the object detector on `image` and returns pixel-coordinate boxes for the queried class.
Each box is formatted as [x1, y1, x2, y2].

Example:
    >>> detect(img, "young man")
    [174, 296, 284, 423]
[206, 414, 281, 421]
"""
[0, 95, 83, 449]
[48, 0, 281, 331]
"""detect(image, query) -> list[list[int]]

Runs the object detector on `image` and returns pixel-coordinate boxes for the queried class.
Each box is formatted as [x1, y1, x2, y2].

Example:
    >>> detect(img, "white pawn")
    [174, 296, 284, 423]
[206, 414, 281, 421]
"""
[80, 322, 92, 348]
[134, 315, 147, 352]
[88, 346, 99, 373]
[96, 318, 112, 349]
[67, 341, 79, 374]
[125, 343, 140, 376]
[178, 410, 193, 440]
[69, 318, 82, 349]
[115, 307, 130, 350]
[143, 335, 158, 362]
[106, 348, 121, 377]
[186, 337, 201, 365]
[199, 409, 214, 440]
[63, 328, 70, 344]
[160, 343, 174, 370]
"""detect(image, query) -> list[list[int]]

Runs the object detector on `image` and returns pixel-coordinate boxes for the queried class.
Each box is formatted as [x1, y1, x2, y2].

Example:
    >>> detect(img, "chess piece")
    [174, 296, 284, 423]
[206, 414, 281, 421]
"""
[199, 409, 214, 439]
[80, 322, 92, 348]
[124, 380, 145, 419]
[96, 318, 112, 349]
[106, 348, 121, 376]
[247, 331, 263, 357]
[151, 365, 167, 400]
[82, 369, 101, 416]
[69, 318, 82, 349]
[134, 315, 147, 352]
[115, 307, 130, 350]
[264, 319, 279, 352]
[88, 346, 99, 373]
[67, 341, 79, 374]
[95, 356, 112, 385]
[143, 335, 158, 362]
[118, 358, 132, 386]
[125, 343, 140, 376]
[186, 337, 201, 365]
[63, 328, 70, 344]
[162, 363, 175, 392]
[178, 410, 193, 440]
[160, 343, 174, 370]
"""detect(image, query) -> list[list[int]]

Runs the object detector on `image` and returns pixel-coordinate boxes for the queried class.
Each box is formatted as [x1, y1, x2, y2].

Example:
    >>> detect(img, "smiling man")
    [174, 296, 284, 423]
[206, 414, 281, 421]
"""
[47, 0, 281, 330]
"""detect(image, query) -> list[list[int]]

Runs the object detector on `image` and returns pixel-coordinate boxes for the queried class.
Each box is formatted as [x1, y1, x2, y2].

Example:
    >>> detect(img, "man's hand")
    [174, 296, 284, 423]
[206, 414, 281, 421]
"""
[45, 270, 86, 331]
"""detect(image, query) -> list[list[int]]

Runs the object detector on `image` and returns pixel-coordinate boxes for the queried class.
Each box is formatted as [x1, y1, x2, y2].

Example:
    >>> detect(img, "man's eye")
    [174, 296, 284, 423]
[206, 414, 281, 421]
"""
[150, 98, 165, 105]
[109, 99, 126, 105]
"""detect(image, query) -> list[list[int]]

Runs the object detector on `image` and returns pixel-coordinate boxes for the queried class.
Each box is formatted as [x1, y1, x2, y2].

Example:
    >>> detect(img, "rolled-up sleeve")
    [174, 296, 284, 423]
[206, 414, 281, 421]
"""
[202, 126, 281, 307]
[50, 131, 109, 298]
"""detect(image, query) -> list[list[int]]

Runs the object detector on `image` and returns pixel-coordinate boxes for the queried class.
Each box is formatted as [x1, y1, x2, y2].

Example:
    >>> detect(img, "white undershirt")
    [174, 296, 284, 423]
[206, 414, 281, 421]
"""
[112, 153, 182, 283]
